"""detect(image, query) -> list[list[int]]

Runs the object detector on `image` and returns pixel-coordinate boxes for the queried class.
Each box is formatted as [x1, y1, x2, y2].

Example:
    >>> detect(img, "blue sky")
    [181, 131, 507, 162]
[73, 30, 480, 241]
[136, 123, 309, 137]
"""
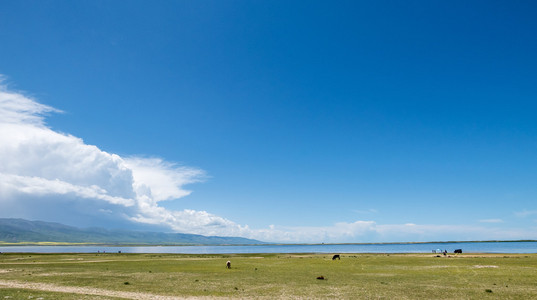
[1, 1, 536, 242]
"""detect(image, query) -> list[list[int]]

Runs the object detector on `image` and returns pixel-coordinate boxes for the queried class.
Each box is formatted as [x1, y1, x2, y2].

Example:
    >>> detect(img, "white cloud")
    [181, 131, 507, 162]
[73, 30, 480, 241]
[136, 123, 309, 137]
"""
[0, 84, 61, 126]
[0, 173, 134, 206]
[0, 82, 211, 232]
[514, 210, 537, 218]
[241, 221, 537, 243]
[479, 219, 504, 223]
[124, 157, 205, 202]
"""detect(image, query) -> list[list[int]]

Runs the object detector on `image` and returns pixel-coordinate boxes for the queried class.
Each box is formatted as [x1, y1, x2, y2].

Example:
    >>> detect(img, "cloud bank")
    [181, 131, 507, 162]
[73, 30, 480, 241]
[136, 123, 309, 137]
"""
[0, 83, 223, 234]
[1, 81, 535, 243]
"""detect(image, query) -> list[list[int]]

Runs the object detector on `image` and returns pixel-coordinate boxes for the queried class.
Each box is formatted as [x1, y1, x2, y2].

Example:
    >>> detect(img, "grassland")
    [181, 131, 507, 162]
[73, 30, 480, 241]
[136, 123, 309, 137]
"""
[1, 252, 536, 299]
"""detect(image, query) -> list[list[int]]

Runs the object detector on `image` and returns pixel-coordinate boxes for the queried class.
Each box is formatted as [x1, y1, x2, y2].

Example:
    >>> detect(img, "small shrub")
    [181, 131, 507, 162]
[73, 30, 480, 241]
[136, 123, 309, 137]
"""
[485, 289, 493, 293]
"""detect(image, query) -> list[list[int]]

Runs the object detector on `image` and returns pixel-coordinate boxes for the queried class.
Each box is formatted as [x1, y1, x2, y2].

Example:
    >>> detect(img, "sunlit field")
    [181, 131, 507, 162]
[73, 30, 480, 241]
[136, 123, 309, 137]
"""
[1, 252, 536, 299]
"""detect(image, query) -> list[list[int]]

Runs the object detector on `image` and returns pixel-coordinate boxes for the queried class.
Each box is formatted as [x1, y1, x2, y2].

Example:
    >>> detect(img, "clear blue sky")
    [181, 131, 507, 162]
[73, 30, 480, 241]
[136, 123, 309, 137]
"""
[1, 0, 536, 242]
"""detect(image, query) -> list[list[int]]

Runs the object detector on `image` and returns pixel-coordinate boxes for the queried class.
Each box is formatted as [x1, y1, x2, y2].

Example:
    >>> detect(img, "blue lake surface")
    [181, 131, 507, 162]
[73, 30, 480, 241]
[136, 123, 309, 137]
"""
[0, 241, 536, 254]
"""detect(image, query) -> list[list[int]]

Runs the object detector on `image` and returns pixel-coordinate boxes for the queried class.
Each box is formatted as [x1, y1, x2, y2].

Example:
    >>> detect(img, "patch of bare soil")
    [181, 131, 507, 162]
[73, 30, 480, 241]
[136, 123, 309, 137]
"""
[422, 265, 455, 269]
[0, 280, 220, 299]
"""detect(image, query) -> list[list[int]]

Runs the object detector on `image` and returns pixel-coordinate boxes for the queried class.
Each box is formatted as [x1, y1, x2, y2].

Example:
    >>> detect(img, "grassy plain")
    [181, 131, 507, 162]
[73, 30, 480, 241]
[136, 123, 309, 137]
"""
[1, 252, 536, 299]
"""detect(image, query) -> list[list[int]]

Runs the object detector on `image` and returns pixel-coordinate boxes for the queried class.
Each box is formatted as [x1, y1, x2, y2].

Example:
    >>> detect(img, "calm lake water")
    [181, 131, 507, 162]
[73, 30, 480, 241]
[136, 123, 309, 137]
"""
[1, 241, 536, 254]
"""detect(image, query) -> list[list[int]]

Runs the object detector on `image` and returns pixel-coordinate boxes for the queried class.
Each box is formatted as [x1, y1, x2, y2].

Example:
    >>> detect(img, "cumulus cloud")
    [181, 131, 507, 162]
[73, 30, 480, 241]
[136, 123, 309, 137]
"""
[124, 157, 205, 202]
[0, 83, 213, 232]
[1, 81, 536, 243]
[0, 82, 272, 238]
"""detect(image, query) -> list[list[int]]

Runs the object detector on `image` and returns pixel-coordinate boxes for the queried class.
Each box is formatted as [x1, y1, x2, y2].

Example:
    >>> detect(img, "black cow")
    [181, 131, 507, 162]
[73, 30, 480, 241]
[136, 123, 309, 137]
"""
[454, 249, 462, 254]
[332, 254, 340, 260]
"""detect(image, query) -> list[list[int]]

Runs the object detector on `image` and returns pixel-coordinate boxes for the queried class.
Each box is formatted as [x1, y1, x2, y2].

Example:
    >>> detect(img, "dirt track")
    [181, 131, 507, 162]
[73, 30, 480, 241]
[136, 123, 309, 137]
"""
[0, 280, 214, 300]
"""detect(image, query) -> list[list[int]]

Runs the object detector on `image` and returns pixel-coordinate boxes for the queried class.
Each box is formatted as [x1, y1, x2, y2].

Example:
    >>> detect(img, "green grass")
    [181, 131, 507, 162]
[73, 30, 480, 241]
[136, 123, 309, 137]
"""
[1, 253, 537, 299]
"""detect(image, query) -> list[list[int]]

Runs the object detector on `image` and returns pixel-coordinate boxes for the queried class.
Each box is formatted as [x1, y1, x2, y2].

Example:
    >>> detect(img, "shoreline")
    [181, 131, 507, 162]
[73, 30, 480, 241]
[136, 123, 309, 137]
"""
[1, 240, 535, 255]
[0, 239, 536, 247]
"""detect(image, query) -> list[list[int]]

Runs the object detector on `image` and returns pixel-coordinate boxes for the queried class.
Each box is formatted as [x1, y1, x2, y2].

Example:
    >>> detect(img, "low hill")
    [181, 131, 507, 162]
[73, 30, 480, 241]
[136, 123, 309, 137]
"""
[0, 218, 264, 245]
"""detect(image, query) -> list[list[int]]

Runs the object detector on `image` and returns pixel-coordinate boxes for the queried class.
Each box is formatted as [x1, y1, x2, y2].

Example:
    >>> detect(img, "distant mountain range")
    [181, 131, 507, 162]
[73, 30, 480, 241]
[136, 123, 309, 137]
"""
[0, 218, 264, 245]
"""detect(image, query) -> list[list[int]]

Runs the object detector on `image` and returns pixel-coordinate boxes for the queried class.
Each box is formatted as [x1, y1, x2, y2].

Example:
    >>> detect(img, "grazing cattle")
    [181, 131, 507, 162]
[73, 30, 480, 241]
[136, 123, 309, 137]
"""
[332, 254, 340, 260]
[454, 249, 462, 254]
[226, 261, 231, 269]
[316, 276, 325, 280]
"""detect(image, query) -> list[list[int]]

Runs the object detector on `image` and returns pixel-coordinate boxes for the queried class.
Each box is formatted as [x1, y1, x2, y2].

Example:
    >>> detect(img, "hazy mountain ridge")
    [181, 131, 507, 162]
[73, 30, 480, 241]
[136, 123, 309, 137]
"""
[0, 218, 264, 245]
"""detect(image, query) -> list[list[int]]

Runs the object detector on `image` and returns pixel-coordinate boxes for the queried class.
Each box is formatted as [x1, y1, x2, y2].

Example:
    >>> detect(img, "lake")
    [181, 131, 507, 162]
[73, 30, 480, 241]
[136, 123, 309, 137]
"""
[0, 241, 536, 254]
